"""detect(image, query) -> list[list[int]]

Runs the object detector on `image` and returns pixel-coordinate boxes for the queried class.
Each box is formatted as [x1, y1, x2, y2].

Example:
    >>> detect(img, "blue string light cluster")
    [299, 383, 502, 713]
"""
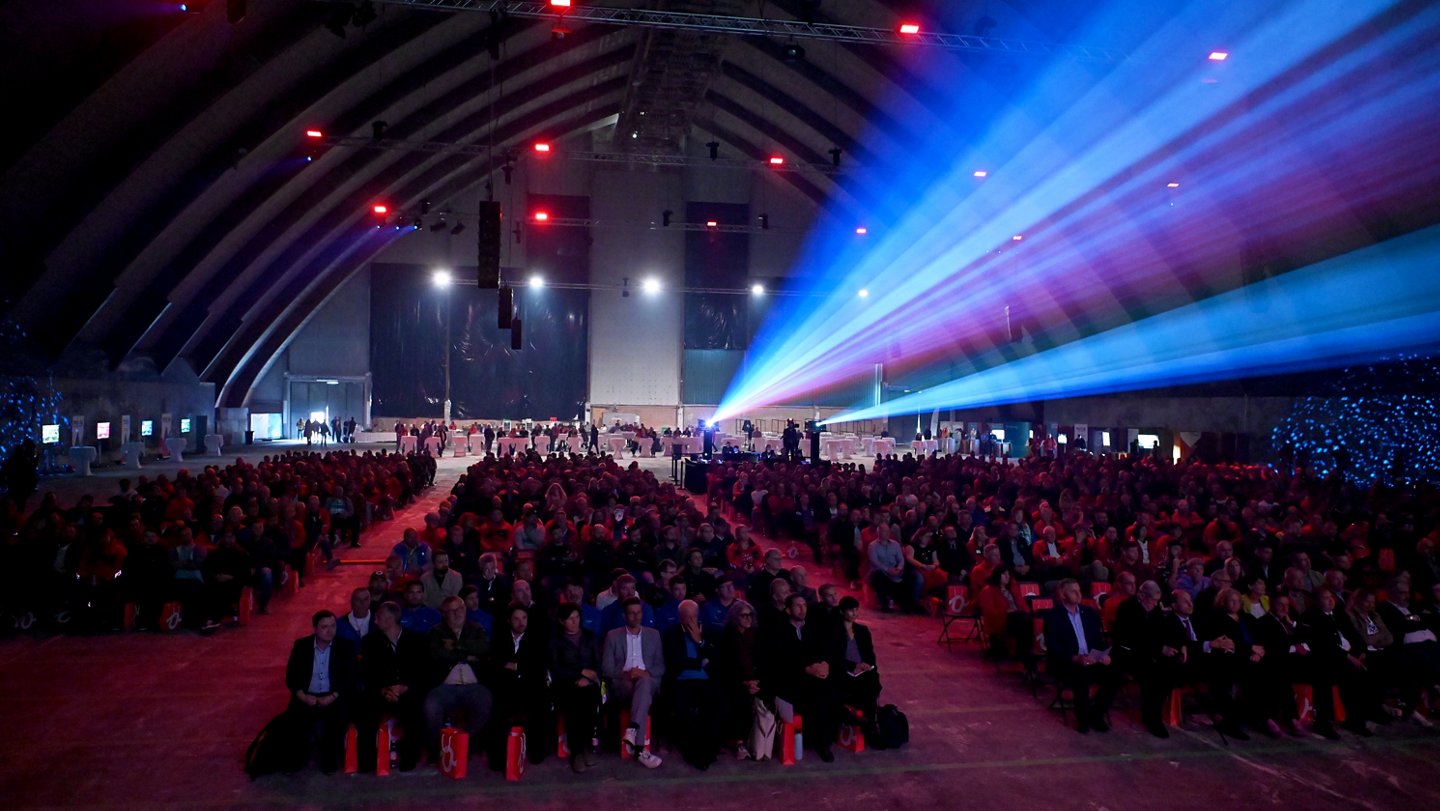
[0, 316, 64, 461]
[1270, 355, 1440, 486]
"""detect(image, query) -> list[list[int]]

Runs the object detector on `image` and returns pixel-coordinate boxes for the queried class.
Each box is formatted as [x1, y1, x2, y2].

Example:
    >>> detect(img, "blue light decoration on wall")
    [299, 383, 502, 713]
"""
[0, 316, 64, 461]
[1270, 356, 1440, 487]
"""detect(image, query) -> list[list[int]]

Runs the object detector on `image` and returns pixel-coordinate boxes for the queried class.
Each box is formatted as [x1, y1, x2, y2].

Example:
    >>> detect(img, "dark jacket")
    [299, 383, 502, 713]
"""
[286, 635, 359, 697]
[1043, 603, 1106, 665]
[360, 628, 428, 696]
[426, 620, 491, 687]
[549, 629, 601, 684]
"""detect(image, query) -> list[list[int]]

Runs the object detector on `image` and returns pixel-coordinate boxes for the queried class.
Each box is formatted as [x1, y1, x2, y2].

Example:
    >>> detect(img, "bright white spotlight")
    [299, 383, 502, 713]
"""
[530, 275, 545, 288]
[857, 288, 870, 298]
[642, 277, 662, 294]
[432, 269, 452, 287]
[751, 283, 765, 295]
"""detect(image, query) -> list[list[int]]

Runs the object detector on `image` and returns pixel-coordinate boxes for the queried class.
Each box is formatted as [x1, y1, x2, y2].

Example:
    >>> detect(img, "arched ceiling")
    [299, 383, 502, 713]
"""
[22, 1, 1418, 410]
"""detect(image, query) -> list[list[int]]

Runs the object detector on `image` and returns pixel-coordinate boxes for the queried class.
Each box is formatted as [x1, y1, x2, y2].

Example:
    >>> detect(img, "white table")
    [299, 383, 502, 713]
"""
[399, 435, 419, 454]
[354, 431, 394, 444]
[761, 437, 784, 453]
[71, 445, 98, 476]
[534, 435, 551, 454]
[204, 434, 224, 456]
[121, 442, 145, 469]
[872, 438, 896, 456]
[605, 436, 629, 455]
[165, 437, 187, 462]
[425, 436, 443, 456]
[911, 439, 939, 455]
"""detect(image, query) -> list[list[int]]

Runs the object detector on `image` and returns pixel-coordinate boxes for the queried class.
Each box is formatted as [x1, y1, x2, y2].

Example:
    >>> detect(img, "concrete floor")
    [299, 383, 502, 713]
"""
[6, 450, 1440, 810]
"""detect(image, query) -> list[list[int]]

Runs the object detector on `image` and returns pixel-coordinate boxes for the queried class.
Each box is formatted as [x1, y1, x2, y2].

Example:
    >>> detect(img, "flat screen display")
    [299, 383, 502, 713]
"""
[42, 424, 60, 444]
[96, 422, 111, 440]
[141, 420, 154, 437]
[180, 418, 192, 434]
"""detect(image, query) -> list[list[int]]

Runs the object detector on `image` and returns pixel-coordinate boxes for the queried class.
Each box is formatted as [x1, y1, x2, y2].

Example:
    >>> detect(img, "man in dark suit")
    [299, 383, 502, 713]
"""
[601, 597, 666, 768]
[357, 601, 429, 771]
[490, 601, 552, 765]
[284, 610, 358, 773]
[1302, 588, 1378, 738]
[761, 593, 841, 762]
[1112, 581, 1179, 738]
[1043, 579, 1119, 733]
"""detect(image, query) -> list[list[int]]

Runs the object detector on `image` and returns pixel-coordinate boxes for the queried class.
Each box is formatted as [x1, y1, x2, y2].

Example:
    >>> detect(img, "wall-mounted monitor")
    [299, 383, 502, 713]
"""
[41, 424, 60, 444]
[96, 422, 111, 440]
[141, 420, 154, 437]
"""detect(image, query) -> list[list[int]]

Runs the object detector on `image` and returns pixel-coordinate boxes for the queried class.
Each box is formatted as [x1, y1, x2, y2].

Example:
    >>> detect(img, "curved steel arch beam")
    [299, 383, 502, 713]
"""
[215, 103, 625, 407]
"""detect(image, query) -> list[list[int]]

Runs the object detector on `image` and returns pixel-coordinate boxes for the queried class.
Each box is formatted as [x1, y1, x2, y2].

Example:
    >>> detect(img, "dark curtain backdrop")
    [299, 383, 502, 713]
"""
[685, 201, 750, 349]
[371, 263, 589, 420]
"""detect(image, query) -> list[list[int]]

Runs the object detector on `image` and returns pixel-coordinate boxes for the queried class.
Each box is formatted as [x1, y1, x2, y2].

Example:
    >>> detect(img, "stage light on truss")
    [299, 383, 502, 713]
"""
[855, 226, 869, 235]
[1167, 181, 1181, 188]
[899, 23, 921, 35]
[530, 275, 545, 288]
[1012, 234, 1024, 241]
[533, 142, 551, 153]
[372, 204, 388, 215]
[706, 220, 719, 228]
[857, 288, 870, 298]
[1208, 50, 1229, 61]
[642, 277, 662, 294]
[533, 210, 550, 222]
[432, 269, 452, 287]
[972, 169, 988, 178]
[305, 129, 324, 139]
[550, 0, 571, 7]
[751, 283, 765, 295]
[768, 155, 785, 166]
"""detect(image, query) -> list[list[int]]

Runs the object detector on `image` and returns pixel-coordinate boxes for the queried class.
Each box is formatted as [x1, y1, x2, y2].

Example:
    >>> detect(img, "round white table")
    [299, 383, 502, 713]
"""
[164, 437, 187, 462]
[121, 442, 145, 469]
[204, 434, 224, 456]
[399, 435, 419, 454]
[70, 445, 98, 476]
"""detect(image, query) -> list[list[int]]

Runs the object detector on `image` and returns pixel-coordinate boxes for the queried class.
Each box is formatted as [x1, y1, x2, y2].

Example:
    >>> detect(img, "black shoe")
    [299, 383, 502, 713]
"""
[1313, 722, 1341, 741]
[816, 746, 835, 763]
[1146, 721, 1170, 739]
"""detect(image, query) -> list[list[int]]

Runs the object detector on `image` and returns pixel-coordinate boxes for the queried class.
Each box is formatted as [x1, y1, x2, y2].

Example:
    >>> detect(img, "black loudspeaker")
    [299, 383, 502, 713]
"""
[499, 285, 513, 329]
[476, 200, 502, 288]
[809, 429, 821, 464]
[684, 460, 709, 494]
[510, 318, 523, 350]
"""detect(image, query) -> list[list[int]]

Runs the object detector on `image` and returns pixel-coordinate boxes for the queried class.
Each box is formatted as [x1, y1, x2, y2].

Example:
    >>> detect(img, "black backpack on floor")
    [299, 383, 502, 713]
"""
[870, 704, 909, 750]
[244, 711, 306, 779]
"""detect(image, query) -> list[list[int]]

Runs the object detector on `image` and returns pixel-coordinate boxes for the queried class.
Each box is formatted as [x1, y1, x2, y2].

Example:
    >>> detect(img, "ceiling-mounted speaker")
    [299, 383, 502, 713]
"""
[510, 318, 523, 350]
[499, 285, 513, 329]
[477, 200, 502, 288]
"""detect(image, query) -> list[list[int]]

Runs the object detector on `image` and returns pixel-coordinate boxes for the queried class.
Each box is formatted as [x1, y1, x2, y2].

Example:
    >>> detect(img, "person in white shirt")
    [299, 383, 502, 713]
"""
[601, 598, 665, 768]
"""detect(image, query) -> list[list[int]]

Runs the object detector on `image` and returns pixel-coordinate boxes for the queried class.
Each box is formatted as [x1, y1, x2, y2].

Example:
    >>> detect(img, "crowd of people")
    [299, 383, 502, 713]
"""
[702, 451, 1440, 741]
[283, 452, 884, 775]
[0, 449, 430, 633]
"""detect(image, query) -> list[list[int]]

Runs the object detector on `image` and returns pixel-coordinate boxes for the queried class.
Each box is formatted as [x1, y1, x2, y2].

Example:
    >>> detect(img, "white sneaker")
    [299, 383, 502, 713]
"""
[736, 744, 751, 761]
[622, 726, 639, 753]
[637, 750, 662, 769]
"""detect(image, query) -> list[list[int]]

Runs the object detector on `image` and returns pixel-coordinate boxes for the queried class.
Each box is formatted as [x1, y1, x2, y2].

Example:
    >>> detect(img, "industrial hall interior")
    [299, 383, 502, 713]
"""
[5, 1, 1440, 809]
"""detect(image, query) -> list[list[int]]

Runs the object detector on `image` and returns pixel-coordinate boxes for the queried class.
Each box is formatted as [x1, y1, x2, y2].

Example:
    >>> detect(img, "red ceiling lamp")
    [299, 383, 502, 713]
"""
[768, 155, 785, 167]
[372, 204, 389, 216]
[533, 211, 551, 223]
[550, 0, 572, 6]
[305, 129, 324, 139]
[533, 142, 552, 154]
[705, 220, 719, 228]
[898, 22, 921, 36]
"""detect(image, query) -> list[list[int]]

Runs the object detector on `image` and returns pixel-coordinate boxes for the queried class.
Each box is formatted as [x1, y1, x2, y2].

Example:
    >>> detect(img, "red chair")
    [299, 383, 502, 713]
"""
[1019, 582, 1041, 599]
[1089, 582, 1111, 599]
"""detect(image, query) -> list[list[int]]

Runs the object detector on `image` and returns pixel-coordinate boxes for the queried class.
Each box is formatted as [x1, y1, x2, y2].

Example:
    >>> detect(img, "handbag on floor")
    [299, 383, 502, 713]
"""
[748, 698, 777, 760]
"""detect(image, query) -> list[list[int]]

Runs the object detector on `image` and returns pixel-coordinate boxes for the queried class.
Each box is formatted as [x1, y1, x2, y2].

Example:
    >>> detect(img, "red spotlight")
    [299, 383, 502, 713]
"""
[550, 0, 571, 7]
[534, 142, 551, 153]
[706, 220, 719, 228]
[305, 129, 324, 139]
[533, 211, 550, 222]
[855, 226, 868, 235]
[768, 155, 785, 166]
[372, 204, 389, 215]
[1208, 51, 1229, 61]
[899, 23, 921, 35]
